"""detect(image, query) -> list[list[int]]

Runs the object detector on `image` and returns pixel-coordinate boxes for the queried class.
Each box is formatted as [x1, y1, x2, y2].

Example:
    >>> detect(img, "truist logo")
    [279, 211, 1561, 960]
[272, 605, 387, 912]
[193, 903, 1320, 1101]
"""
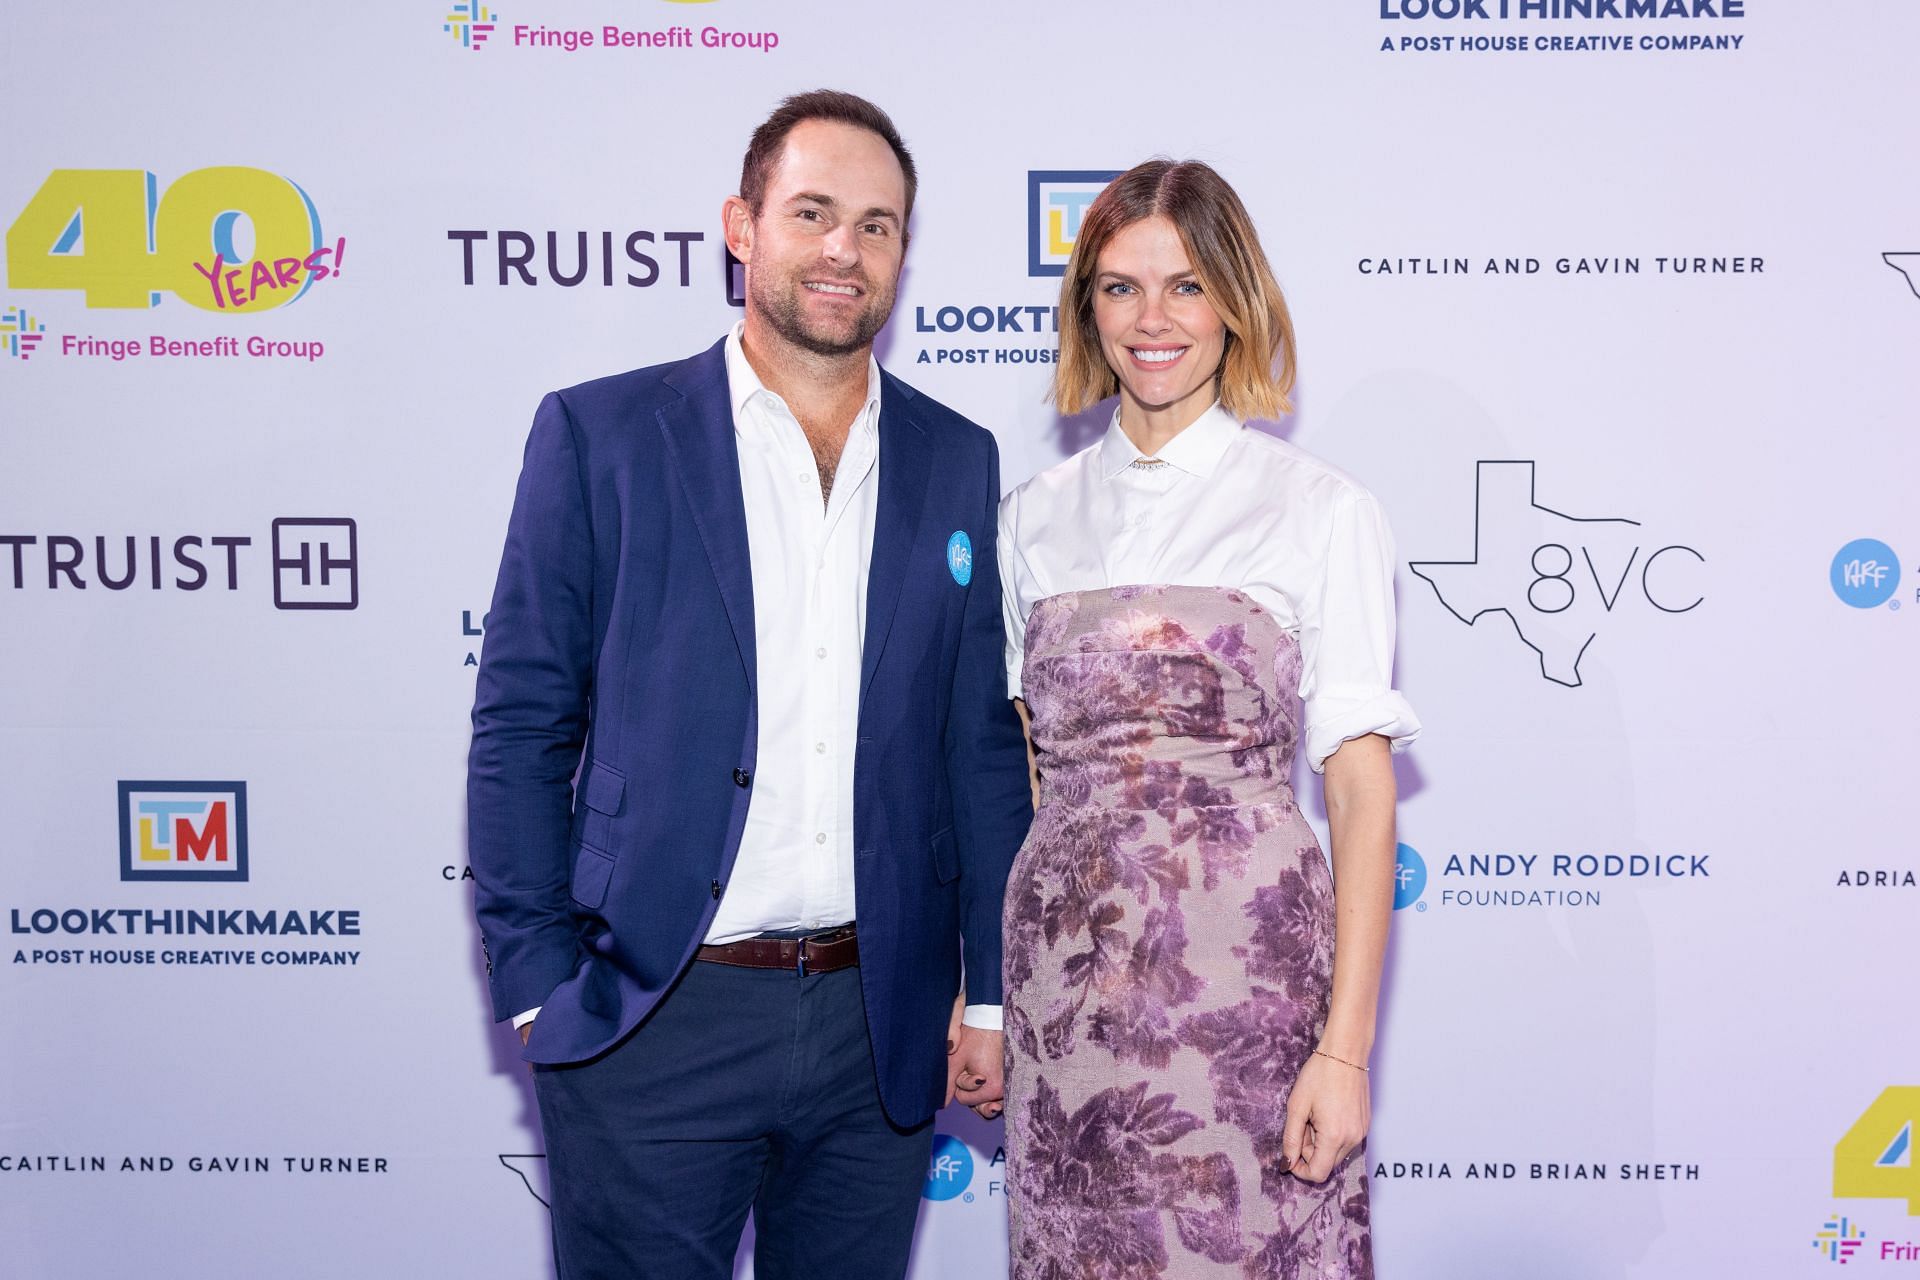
[0, 518, 358, 610]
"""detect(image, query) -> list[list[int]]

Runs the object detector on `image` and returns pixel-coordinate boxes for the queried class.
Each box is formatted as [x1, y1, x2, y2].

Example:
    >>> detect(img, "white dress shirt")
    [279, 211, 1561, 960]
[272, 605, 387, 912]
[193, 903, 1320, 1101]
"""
[998, 403, 1421, 773]
[708, 322, 879, 945]
[519, 324, 998, 1031]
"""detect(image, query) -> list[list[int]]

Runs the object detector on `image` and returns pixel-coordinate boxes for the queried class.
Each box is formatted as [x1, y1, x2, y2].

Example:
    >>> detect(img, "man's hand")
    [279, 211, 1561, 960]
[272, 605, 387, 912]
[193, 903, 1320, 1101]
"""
[949, 1025, 1005, 1120]
[943, 992, 966, 1106]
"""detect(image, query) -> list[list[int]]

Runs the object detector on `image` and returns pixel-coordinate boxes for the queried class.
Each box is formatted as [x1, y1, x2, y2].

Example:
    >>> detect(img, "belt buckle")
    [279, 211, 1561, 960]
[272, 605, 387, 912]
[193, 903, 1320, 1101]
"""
[794, 925, 852, 977]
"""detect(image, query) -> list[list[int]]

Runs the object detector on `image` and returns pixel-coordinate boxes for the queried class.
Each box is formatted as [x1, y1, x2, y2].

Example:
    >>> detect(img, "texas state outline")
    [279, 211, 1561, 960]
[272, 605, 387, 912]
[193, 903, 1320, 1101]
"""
[1409, 460, 1643, 688]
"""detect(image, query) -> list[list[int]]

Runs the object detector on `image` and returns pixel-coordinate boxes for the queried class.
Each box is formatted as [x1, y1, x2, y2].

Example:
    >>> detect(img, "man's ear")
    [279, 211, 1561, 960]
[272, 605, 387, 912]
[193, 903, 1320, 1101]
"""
[721, 195, 754, 264]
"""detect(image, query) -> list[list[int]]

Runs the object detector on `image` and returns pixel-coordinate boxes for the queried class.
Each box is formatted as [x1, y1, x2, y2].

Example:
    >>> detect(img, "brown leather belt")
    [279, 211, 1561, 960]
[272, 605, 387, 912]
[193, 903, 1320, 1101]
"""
[697, 926, 858, 976]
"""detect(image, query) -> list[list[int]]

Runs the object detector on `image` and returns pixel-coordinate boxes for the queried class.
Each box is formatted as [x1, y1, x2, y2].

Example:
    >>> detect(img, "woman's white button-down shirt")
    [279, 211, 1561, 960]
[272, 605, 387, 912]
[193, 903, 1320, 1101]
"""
[998, 404, 1421, 773]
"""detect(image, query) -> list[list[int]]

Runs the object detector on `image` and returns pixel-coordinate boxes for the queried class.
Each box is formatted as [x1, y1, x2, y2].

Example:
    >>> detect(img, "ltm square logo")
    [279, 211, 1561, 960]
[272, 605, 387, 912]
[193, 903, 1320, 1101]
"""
[272, 517, 358, 610]
[1027, 171, 1120, 277]
[118, 782, 248, 882]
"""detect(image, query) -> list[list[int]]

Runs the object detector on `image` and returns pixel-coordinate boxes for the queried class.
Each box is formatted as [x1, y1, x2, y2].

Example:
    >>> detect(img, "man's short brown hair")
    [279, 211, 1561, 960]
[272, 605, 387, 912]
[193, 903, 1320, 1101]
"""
[739, 90, 918, 222]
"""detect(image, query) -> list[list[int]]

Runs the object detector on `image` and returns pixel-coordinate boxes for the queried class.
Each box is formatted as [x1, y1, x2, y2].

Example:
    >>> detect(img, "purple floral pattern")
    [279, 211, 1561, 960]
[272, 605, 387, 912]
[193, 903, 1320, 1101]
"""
[1005, 585, 1371, 1279]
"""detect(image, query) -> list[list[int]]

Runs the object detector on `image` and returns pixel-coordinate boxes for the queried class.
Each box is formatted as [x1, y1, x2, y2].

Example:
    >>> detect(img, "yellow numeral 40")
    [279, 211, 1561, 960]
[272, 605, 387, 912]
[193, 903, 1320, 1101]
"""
[6, 167, 325, 313]
[1836, 1086, 1919, 1214]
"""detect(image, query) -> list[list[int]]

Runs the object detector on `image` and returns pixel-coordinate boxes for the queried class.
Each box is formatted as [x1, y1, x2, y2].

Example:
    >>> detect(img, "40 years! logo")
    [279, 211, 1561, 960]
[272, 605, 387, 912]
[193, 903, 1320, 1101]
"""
[5, 167, 344, 362]
[7, 167, 344, 312]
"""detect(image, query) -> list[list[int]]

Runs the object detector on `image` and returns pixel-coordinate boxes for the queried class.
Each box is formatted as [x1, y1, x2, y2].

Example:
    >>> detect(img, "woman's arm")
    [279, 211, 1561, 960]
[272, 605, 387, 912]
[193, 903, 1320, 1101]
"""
[1282, 731, 1397, 1182]
[1320, 731, 1397, 1065]
[949, 697, 1041, 1118]
[1015, 698, 1041, 811]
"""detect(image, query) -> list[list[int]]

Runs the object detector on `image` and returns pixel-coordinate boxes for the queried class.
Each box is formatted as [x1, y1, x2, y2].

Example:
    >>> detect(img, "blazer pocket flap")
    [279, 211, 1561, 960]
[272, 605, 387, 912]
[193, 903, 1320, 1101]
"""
[570, 843, 615, 909]
[931, 826, 960, 885]
[581, 761, 626, 815]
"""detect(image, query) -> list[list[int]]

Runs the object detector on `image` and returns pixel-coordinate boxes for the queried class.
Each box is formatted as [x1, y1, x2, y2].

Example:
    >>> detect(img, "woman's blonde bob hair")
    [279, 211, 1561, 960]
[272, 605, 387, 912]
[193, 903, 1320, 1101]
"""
[1053, 159, 1296, 422]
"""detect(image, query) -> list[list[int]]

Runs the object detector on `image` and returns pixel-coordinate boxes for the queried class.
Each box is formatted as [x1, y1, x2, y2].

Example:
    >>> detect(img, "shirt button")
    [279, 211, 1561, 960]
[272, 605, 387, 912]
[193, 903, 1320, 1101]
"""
[815, 647, 827, 659]
[814, 742, 827, 754]
[814, 832, 827, 845]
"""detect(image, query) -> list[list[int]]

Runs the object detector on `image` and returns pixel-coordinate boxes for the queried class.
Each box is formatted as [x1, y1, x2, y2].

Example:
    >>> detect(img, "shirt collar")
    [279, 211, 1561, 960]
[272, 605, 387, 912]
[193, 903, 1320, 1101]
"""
[1096, 402, 1242, 480]
[724, 320, 882, 434]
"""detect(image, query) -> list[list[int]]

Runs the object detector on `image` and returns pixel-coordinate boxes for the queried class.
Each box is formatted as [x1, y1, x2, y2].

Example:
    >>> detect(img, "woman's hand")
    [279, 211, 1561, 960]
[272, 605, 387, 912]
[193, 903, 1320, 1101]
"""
[1280, 1049, 1371, 1183]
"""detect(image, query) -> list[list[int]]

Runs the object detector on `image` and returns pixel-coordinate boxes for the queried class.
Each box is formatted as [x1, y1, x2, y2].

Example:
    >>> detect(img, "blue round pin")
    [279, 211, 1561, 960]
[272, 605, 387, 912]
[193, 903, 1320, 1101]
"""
[946, 531, 973, 586]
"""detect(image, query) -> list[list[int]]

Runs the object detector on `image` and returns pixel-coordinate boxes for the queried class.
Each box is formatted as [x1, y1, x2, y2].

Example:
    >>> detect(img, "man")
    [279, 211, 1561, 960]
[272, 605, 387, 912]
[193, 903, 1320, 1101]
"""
[467, 90, 1033, 1279]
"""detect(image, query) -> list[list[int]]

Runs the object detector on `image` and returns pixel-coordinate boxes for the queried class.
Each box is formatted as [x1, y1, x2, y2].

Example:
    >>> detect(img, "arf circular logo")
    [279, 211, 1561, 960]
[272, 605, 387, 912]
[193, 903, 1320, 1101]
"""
[923, 1134, 974, 1202]
[1393, 843, 1427, 911]
[1831, 539, 1901, 609]
[946, 531, 974, 587]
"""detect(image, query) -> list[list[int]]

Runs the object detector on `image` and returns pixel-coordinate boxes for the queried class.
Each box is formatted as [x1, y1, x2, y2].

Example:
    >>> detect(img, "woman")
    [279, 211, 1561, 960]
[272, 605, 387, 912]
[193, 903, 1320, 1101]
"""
[998, 160, 1420, 1279]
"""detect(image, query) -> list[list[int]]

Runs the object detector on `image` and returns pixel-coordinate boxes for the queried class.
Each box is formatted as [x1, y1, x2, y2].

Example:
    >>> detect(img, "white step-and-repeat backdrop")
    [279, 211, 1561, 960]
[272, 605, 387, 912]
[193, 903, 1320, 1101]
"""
[3, 2, 1915, 1276]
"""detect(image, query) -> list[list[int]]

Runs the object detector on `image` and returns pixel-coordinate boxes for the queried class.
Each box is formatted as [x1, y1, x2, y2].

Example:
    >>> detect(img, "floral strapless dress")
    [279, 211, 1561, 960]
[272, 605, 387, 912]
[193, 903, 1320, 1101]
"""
[1004, 585, 1371, 1280]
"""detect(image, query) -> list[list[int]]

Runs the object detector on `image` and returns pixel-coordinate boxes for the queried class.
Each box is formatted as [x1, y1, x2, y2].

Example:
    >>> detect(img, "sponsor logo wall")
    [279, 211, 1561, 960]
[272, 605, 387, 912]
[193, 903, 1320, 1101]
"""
[2, 2, 1914, 1277]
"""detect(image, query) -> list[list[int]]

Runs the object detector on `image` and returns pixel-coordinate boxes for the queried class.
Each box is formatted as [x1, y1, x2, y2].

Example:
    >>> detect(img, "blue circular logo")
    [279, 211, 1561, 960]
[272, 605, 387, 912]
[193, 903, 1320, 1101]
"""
[1393, 843, 1427, 911]
[946, 531, 974, 587]
[1831, 539, 1900, 609]
[924, 1134, 974, 1201]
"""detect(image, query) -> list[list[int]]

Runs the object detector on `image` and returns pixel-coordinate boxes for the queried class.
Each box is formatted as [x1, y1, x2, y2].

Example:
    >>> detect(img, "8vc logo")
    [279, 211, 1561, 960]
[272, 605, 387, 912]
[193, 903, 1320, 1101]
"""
[5, 167, 345, 314]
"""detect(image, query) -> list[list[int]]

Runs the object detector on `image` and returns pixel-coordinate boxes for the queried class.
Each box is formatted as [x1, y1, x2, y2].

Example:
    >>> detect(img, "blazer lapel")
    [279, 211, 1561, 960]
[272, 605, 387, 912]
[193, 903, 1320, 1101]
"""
[861, 377, 934, 705]
[659, 340, 756, 695]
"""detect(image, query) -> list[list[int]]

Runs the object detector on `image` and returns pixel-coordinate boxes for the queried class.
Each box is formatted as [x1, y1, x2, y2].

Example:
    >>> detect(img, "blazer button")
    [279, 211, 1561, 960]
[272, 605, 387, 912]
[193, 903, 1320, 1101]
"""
[733, 768, 752, 788]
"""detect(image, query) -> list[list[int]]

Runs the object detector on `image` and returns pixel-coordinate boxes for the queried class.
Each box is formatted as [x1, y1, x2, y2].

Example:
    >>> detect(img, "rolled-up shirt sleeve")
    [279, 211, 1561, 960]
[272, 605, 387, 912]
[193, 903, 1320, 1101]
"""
[997, 492, 1028, 700]
[1299, 488, 1422, 773]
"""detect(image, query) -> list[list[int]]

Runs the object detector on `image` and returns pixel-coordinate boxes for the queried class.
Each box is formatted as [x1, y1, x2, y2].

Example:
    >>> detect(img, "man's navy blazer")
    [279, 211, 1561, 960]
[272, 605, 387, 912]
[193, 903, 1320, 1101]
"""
[467, 337, 1034, 1125]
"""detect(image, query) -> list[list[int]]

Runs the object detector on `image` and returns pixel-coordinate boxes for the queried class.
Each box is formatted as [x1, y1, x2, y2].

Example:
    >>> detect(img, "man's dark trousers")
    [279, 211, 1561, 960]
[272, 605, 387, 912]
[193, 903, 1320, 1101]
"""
[533, 957, 932, 1280]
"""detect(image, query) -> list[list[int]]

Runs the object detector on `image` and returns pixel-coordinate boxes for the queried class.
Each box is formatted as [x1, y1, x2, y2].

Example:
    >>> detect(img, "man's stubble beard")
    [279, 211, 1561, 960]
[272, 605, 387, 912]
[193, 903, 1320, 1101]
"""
[748, 262, 897, 359]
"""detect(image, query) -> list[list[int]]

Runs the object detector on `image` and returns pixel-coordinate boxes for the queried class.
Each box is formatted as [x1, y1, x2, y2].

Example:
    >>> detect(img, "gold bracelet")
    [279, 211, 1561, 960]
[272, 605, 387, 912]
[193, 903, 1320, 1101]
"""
[1312, 1048, 1370, 1074]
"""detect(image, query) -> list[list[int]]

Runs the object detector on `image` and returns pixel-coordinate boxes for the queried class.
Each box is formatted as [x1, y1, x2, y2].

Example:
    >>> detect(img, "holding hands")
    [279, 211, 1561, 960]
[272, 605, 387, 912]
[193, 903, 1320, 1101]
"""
[945, 992, 1005, 1120]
